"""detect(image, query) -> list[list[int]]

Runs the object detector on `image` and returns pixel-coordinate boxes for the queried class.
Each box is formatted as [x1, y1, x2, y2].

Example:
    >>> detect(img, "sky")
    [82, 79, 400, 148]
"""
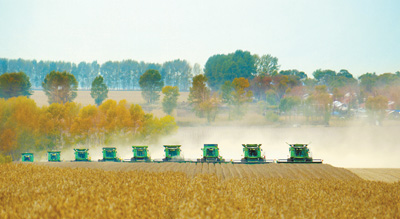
[0, 0, 399, 77]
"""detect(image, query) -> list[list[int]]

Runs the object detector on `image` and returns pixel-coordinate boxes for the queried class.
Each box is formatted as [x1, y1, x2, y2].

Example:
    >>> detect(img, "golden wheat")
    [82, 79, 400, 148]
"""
[1, 164, 399, 218]
[38, 162, 361, 181]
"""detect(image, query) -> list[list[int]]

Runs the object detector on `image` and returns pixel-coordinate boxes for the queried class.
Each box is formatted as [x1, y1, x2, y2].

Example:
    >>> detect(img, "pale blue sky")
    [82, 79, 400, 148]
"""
[0, 0, 399, 77]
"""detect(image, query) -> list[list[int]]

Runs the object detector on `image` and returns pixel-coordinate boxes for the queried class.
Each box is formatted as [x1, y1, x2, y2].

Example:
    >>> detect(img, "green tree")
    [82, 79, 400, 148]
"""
[204, 50, 256, 90]
[280, 69, 307, 79]
[279, 96, 301, 120]
[358, 73, 377, 93]
[0, 72, 32, 99]
[90, 75, 109, 106]
[162, 86, 180, 115]
[221, 81, 233, 104]
[366, 95, 388, 125]
[254, 54, 280, 75]
[42, 71, 78, 104]
[139, 69, 164, 104]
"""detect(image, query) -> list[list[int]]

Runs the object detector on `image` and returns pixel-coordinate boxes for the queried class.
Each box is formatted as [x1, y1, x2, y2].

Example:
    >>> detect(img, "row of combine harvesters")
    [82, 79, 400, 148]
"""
[21, 143, 322, 164]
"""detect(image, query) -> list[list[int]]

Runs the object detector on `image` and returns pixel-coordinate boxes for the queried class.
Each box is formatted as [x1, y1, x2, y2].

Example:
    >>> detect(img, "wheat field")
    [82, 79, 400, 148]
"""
[38, 162, 360, 181]
[1, 163, 399, 218]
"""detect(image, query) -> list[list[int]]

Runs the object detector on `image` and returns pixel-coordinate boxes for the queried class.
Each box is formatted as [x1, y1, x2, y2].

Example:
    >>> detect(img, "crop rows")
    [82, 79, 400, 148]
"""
[39, 162, 360, 181]
[1, 164, 399, 218]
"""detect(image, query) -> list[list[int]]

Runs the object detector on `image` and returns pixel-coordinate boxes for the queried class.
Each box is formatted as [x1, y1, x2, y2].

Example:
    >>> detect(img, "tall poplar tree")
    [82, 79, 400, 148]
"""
[90, 75, 109, 106]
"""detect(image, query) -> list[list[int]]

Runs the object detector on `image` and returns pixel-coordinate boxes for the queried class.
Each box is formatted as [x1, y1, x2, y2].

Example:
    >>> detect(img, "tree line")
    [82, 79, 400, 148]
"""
[1, 49, 400, 125]
[0, 58, 200, 91]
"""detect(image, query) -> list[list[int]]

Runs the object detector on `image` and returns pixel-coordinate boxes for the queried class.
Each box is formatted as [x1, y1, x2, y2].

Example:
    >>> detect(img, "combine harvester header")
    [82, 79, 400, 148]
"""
[277, 143, 322, 164]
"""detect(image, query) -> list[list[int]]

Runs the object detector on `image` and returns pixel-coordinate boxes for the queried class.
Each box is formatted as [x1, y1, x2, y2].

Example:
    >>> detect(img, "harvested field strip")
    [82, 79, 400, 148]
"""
[37, 162, 361, 181]
[1, 164, 400, 218]
[348, 168, 400, 183]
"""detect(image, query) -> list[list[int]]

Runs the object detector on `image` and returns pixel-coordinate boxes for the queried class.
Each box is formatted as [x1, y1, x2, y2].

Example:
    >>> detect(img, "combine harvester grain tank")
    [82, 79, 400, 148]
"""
[277, 143, 322, 164]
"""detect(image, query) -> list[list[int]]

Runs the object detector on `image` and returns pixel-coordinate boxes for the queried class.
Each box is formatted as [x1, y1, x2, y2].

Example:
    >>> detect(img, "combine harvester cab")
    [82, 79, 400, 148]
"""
[130, 146, 151, 162]
[21, 153, 34, 162]
[73, 149, 91, 162]
[198, 144, 225, 163]
[47, 151, 61, 162]
[239, 144, 273, 164]
[98, 147, 121, 162]
[163, 145, 184, 162]
[277, 144, 322, 164]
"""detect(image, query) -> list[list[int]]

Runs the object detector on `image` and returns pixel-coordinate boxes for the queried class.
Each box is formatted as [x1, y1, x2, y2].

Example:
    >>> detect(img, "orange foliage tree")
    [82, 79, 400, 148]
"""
[0, 97, 177, 159]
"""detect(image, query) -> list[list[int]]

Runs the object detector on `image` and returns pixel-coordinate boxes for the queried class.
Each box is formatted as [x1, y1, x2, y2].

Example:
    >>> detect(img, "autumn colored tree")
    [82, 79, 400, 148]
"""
[366, 95, 388, 125]
[162, 86, 180, 115]
[309, 85, 333, 125]
[90, 75, 109, 106]
[272, 75, 299, 100]
[250, 75, 272, 101]
[0, 72, 32, 99]
[42, 71, 78, 104]
[139, 69, 164, 104]
[188, 74, 219, 122]
[0, 96, 177, 159]
[230, 78, 253, 119]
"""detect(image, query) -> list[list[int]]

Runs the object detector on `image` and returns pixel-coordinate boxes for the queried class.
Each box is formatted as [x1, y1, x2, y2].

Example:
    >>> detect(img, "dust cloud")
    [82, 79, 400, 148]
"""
[158, 125, 400, 168]
[43, 125, 400, 168]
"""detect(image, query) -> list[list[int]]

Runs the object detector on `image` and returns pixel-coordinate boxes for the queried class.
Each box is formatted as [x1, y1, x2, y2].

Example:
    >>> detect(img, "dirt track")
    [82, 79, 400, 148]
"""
[37, 162, 361, 181]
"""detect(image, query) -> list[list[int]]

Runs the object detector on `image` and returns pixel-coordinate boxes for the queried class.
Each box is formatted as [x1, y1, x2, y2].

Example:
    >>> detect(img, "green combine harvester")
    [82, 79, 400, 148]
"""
[131, 146, 151, 162]
[198, 144, 225, 163]
[277, 143, 322, 163]
[73, 149, 90, 162]
[98, 147, 121, 162]
[239, 144, 273, 164]
[47, 151, 61, 162]
[163, 145, 183, 162]
[21, 153, 34, 162]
